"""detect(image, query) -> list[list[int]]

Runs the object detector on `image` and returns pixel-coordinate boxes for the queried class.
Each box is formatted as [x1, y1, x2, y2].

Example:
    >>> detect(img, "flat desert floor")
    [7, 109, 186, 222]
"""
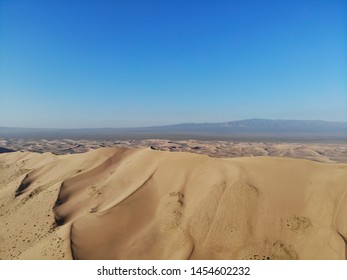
[0, 140, 346, 259]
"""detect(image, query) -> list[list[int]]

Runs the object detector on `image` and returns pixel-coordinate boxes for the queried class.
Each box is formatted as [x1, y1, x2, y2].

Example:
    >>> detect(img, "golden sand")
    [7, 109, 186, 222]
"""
[1, 147, 346, 259]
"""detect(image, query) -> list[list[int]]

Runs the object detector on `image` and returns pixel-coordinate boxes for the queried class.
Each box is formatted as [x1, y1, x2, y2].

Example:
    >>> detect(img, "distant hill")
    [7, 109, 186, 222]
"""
[143, 119, 347, 132]
[1, 119, 347, 141]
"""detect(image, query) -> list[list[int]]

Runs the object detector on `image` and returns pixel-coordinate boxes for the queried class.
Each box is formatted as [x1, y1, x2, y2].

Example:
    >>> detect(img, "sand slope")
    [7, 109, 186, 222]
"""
[2, 138, 347, 163]
[1, 147, 346, 260]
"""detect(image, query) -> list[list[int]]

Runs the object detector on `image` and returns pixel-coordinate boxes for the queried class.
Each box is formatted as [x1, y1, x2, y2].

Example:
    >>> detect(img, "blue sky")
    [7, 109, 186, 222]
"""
[0, 0, 346, 128]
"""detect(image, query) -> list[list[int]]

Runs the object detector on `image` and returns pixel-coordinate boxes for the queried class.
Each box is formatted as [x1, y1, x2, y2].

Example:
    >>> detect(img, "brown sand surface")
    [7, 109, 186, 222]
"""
[0, 147, 346, 259]
[1, 138, 346, 163]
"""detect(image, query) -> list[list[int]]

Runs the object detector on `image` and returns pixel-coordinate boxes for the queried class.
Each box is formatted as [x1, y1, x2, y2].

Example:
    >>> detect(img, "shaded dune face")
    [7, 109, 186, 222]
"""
[46, 148, 347, 260]
[335, 189, 347, 256]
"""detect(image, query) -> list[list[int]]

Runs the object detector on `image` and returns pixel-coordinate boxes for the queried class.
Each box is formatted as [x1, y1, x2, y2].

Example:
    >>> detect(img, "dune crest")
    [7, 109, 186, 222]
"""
[1, 147, 346, 259]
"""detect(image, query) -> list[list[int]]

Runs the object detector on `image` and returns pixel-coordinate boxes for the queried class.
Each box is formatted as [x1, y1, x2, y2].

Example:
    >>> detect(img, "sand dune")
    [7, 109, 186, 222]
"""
[1, 147, 346, 259]
[2, 138, 346, 163]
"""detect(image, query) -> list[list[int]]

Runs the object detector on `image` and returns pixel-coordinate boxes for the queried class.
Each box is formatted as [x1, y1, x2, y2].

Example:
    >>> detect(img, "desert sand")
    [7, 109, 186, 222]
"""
[0, 147, 346, 260]
[1, 138, 346, 163]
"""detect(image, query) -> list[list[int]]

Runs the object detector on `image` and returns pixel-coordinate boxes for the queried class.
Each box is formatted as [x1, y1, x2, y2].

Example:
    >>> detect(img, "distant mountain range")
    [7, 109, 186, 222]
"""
[1, 119, 347, 141]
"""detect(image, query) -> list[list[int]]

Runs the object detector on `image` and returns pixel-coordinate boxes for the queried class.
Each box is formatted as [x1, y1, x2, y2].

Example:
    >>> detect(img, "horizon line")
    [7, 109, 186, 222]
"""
[1, 118, 347, 130]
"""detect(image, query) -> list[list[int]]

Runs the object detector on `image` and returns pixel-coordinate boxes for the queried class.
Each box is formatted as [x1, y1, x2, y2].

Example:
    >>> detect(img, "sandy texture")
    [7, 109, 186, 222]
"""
[1, 147, 346, 260]
[1, 138, 347, 163]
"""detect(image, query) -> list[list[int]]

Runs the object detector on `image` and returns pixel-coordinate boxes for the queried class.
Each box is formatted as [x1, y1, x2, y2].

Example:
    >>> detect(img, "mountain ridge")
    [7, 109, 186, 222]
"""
[0, 119, 346, 141]
[1, 118, 347, 130]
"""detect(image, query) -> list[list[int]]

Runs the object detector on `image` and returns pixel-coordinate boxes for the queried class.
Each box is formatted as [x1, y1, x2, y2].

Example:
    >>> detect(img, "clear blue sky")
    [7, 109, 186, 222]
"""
[0, 0, 346, 128]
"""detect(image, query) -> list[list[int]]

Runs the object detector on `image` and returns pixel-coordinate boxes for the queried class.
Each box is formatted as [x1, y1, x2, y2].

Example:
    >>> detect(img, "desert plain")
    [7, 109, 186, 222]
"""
[0, 138, 346, 260]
